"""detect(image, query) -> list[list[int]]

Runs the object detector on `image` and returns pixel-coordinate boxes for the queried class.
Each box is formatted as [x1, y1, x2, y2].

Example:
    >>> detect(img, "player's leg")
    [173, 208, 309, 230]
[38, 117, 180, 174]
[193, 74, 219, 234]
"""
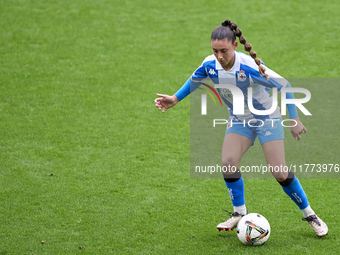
[261, 139, 328, 237]
[261, 139, 288, 181]
[217, 132, 253, 231]
[261, 134, 311, 212]
[222, 132, 253, 212]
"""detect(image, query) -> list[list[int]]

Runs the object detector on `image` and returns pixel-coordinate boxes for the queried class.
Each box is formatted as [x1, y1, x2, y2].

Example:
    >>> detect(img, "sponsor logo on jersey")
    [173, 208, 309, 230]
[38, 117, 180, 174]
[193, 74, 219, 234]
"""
[219, 88, 233, 99]
[209, 69, 217, 75]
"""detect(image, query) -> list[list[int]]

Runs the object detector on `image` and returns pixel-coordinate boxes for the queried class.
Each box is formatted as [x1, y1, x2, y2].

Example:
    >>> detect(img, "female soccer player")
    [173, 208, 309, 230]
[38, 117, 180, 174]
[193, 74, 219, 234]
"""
[154, 20, 328, 237]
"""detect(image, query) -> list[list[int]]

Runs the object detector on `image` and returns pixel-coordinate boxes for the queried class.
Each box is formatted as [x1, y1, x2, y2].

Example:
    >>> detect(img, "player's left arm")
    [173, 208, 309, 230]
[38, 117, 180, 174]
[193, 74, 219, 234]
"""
[285, 83, 307, 140]
[290, 117, 307, 141]
[252, 67, 307, 140]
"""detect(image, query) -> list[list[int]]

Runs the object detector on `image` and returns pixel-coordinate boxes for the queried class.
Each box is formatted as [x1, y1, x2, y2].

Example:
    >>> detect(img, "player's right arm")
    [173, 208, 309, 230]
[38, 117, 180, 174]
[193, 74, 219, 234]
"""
[154, 57, 210, 113]
[154, 93, 179, 113]
[154, 78, 193, 113]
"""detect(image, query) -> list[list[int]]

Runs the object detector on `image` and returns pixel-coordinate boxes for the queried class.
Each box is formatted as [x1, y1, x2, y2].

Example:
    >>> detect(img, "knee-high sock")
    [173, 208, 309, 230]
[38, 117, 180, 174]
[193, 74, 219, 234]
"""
[279, 172, 309, 210]
[224, 170, 245, 207]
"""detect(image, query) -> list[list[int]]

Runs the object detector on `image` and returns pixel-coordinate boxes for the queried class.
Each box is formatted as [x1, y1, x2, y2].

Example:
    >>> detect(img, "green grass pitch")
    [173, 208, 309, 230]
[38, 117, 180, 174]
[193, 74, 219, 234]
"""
[0, 0, 339, 254]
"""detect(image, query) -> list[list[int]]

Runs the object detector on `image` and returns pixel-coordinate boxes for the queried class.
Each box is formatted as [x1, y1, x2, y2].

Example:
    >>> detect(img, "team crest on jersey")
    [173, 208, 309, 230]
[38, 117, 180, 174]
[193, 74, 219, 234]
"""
[237, 70, 247, 82]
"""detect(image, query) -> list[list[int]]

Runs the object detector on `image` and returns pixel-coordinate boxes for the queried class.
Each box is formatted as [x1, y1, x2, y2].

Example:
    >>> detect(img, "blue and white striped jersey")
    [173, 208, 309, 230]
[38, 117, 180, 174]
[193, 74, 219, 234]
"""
[190, 52, 290, 121]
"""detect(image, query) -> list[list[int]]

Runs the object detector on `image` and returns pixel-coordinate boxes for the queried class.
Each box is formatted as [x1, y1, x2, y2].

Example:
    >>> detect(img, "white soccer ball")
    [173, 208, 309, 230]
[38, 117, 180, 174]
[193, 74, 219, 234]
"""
[236, 213, 270, 246]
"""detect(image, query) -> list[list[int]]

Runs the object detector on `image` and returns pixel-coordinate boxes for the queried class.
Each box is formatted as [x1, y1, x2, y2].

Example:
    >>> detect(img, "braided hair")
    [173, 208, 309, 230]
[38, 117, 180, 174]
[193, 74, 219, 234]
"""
[211, 20, 270, 79]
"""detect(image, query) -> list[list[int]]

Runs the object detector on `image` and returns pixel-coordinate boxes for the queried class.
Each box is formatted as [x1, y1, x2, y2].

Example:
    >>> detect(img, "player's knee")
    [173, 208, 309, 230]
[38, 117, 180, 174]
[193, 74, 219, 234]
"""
[277, 171, 295, 186]
[222, 155, 239, 170]
[271, 168, 289, 182]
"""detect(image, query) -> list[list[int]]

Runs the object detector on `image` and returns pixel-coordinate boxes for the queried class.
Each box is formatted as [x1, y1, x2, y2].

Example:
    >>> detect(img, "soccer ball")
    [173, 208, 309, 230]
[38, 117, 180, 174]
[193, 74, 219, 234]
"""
[236, 213, 270, 246]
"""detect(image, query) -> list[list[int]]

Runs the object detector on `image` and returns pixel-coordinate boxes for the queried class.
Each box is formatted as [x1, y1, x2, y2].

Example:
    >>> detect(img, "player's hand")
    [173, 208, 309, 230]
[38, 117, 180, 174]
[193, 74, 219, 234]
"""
[154, 94, 179, 113]
[290, 117, 307, 140]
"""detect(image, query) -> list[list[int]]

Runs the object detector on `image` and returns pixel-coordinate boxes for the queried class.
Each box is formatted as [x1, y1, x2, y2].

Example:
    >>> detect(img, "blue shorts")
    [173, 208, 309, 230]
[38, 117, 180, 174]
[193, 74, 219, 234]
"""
[225, 117, 284, 145]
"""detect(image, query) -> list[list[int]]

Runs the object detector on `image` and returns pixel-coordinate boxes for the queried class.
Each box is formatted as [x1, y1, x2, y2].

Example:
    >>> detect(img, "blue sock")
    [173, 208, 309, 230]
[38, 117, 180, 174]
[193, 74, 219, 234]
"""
[281, 177, 309, 210]
[225, 177, 245, 206]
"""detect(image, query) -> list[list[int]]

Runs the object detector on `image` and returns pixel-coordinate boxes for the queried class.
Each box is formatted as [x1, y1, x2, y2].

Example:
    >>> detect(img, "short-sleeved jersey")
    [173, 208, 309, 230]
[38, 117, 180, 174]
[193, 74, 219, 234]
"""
[191, 52, 289, 121]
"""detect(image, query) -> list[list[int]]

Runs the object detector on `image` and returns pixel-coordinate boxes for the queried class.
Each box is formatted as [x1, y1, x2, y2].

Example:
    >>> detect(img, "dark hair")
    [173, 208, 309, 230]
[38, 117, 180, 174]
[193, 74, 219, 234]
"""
[211, 26, 236, 43]
[211, 19, 269, 79]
